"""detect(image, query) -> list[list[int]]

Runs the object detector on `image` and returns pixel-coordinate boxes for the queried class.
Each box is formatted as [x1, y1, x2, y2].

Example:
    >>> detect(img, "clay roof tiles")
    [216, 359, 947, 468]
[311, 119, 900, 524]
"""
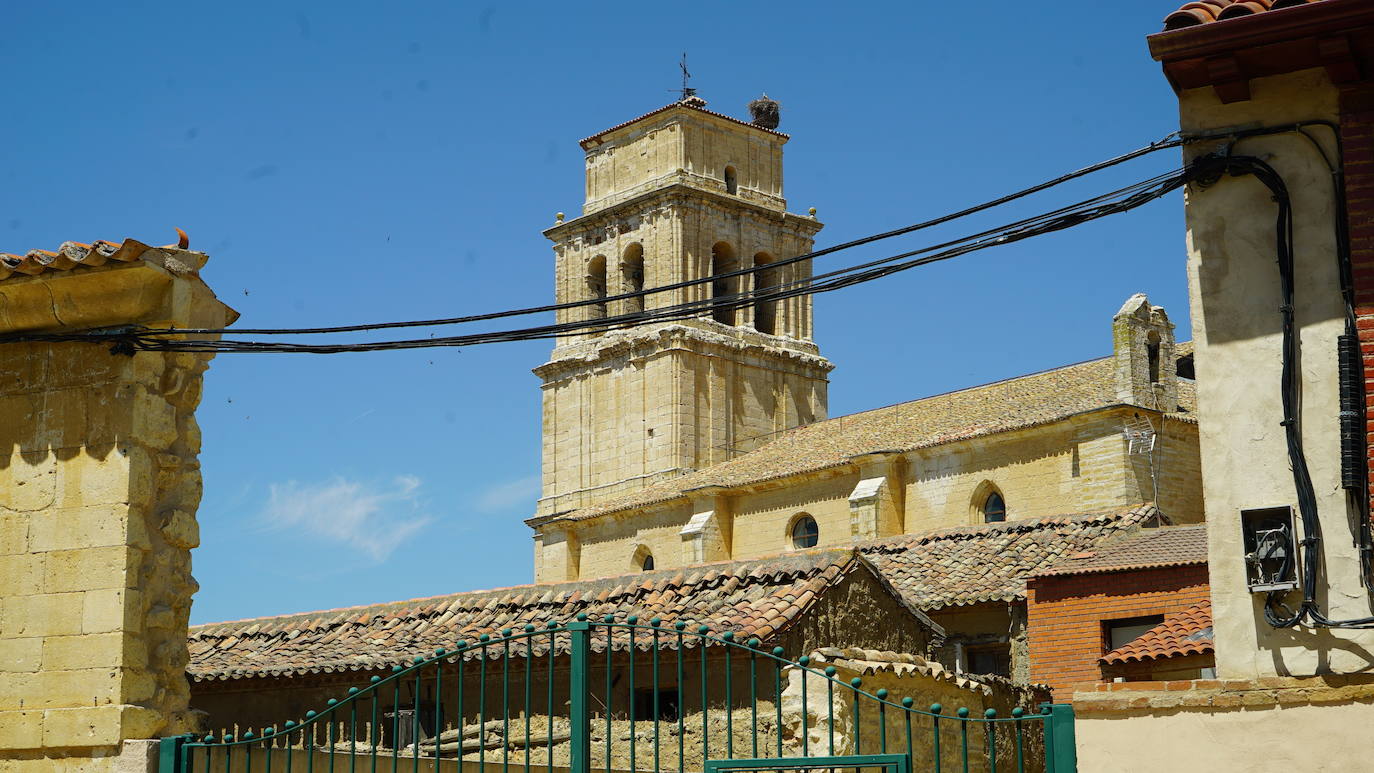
[1100, 600, 1214, 664]
[1162, 0, 1323, 30]
[551, 353, 1195, 525]
[1035, 523, 1208, 577]
[0, 231, 189, 283]
[860, 504, 1165, 610]
[188, 549, 880, 682]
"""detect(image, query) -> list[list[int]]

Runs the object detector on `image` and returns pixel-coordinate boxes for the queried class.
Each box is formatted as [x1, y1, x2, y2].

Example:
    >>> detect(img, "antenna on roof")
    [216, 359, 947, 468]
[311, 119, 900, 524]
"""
[1124, 414, 1161, 509]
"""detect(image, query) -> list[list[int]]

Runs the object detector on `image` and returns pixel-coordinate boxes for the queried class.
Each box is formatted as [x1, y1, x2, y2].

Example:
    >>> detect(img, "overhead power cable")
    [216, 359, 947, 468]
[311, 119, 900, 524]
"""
[62, 166, 1192, 355]
[132, 133, 1184, 338]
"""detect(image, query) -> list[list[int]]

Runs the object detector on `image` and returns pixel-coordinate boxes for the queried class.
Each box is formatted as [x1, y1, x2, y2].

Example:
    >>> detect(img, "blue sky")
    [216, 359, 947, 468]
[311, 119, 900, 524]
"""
[5, 2, 1191, 624]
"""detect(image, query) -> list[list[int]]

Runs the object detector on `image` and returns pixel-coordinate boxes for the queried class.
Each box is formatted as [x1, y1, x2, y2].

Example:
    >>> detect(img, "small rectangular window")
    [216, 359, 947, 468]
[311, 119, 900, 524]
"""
[1104, 615, 1164, 652]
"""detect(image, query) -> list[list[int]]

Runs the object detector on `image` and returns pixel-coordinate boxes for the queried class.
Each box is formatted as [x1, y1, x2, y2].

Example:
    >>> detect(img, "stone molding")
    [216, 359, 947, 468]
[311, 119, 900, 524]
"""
[534, 322, 832, 382]
[1072, 673, 1374, 713]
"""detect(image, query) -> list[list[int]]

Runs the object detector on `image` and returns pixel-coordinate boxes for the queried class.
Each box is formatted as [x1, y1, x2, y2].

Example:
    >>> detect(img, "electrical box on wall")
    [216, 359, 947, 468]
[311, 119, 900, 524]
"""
[1242, 506, 1298, 593]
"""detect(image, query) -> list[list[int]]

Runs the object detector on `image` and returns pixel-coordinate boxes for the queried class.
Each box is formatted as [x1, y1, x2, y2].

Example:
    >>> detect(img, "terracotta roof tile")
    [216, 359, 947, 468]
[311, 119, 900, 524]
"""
[1100, 600, 1213, 664]
[860, 504, 1165, 609]
[0, 231, 189, 282]
[579, 97, 787, 149]
[1163, 0, 1323, 30]
[188, 549, 882, 683]
[1035, 524, 1207, 577]
[551, 350, 1196, 525]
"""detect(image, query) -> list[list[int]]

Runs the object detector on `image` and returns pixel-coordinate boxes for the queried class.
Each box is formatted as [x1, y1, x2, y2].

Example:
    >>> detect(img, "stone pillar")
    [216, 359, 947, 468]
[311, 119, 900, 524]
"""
[0, 239, 236, 771]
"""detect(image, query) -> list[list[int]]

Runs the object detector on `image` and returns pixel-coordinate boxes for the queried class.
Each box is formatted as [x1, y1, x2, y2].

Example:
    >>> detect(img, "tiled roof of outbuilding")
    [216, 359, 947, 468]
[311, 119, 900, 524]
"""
[860, 504, 1165, 610]
[1100, 600, 1214, 664]
[188, 549, 908, 683]
[1035, 523, 1207, 577]
[550, 352, 1195, 525]
[1163, 0, 1324, 30]
[0, 231, 189, 282]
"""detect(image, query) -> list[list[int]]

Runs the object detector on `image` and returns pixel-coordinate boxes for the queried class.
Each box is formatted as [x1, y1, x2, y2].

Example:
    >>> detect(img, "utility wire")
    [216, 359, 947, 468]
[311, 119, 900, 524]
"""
[99, 167, 1191, 354]
[132, 133, 1184, 338]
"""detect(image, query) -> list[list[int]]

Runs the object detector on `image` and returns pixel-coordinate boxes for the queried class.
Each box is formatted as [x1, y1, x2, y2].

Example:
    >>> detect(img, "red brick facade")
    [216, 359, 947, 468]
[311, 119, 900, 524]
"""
[1344, 85, 1374, 515]
[1025, 565, 1209, 700]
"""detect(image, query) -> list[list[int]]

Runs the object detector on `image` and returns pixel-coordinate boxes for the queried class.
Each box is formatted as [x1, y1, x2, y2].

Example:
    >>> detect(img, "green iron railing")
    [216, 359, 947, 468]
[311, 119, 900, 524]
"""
[162, 616, 1074, 773]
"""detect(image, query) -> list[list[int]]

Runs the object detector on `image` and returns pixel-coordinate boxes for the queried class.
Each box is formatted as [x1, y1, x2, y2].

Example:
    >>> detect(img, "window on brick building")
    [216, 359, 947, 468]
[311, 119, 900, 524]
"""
[1105, 615, 1164, 651]
[982, 491, 1006, 523]
[791, 514, 819, 549]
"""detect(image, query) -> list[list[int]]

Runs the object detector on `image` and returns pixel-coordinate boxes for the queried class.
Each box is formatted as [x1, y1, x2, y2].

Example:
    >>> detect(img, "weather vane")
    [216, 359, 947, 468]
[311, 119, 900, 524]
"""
[675, 52, 696, 101]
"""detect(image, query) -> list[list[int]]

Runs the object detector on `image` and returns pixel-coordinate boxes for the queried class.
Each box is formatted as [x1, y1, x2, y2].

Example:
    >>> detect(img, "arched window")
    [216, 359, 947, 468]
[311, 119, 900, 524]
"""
[982, 491, 1006, 523]
[621, 244, 645, 315]
[753, 252, 778, 335]
[710, 242, 738, 326]
[724, 166, 738, 195]
[632, 544, 655, 572]
[587, 255, 607, 322]
[790, 514, 819, 549]
[1147, 331, 1161, 384]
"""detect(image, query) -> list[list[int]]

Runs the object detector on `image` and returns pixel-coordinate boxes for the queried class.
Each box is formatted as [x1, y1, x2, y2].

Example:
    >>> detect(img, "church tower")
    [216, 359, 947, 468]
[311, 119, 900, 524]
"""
[533, 96, 832, 518]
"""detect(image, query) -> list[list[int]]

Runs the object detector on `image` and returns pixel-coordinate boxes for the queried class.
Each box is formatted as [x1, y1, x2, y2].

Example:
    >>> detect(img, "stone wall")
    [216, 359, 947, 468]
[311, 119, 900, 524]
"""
[545, 406, 1202, 583]
[779, 649, 1050, 773]
[0, 247, 235, 771]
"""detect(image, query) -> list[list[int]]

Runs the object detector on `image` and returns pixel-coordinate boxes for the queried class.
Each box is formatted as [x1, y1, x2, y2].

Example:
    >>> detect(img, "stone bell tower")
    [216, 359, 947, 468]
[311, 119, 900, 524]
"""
[533, 96, 832, 518]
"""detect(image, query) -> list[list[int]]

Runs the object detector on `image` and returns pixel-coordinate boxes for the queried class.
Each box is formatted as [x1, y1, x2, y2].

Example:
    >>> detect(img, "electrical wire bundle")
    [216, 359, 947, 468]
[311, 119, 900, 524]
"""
[0, 134, 1188, 355]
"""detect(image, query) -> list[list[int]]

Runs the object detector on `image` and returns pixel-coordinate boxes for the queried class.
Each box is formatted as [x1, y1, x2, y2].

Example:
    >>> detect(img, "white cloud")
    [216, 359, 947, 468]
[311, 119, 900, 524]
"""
[474, 474, 541, 513]
[261, 475, 433, 562]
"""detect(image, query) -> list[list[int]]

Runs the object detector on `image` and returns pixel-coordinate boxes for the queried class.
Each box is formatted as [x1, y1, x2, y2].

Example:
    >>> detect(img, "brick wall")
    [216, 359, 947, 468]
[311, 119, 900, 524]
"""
[1343, 85, 1374, 517]
[1025, 564, 1209, 700]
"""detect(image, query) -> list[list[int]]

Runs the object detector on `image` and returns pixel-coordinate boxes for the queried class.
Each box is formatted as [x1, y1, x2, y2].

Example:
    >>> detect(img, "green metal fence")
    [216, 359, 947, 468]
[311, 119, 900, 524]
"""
[161, 616, 1075, 773]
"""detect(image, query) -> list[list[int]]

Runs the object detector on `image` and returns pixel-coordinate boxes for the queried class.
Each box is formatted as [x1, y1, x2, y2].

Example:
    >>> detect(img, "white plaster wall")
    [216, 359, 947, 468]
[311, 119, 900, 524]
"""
[1181, 68, 1374, 676]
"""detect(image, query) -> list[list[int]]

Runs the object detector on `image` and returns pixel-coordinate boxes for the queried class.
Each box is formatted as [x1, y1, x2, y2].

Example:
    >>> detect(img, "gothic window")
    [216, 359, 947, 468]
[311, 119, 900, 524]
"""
[982, 491, 1006, 523]
[641, 553, 654, 571]
[753, 252, 779, 335]
[621, 243, 645, 315]
[724, 165, 738, 195]
[587, 255, 608, 322]
[790, 514, 819, 549]
[710, 242, 738, 326]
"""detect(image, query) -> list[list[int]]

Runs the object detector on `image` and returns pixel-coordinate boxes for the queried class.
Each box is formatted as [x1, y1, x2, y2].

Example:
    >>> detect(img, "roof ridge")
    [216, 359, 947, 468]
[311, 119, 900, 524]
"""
[190, 548, 857, 635]
[859, 505, 1157, 553]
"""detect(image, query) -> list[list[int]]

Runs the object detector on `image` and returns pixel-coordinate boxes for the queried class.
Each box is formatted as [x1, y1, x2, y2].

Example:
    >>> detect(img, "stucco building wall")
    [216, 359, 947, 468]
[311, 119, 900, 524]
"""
[1180, 67, 1374, 678]
[1073, 677, 1374, 773]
